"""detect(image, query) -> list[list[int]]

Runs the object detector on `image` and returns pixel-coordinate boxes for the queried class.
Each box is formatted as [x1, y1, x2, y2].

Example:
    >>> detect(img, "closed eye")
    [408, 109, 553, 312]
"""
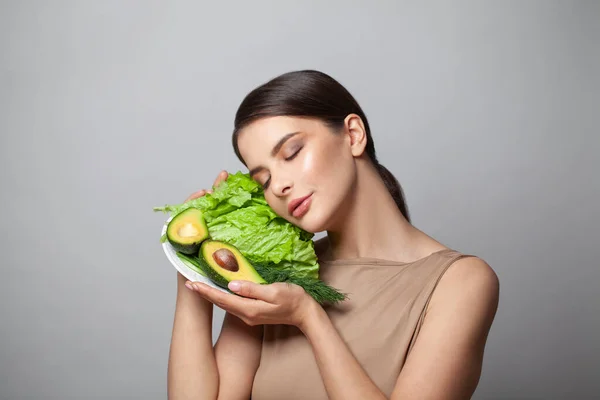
[285, 147, 302, 161]
[262, 177, 270, 190]
[262, 147, 303, 189]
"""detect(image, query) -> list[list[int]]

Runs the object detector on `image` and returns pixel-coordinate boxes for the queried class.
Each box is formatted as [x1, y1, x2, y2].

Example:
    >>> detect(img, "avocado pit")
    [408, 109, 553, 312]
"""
[213, 249, 239, 272]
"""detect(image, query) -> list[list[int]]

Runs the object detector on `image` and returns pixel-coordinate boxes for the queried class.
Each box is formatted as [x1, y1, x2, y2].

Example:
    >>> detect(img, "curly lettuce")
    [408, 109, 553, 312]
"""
[154, 171, 319, 279]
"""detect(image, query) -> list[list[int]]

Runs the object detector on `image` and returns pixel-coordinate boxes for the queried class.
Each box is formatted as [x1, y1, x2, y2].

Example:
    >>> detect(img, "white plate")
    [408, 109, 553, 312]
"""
[161, 217, 230, 294]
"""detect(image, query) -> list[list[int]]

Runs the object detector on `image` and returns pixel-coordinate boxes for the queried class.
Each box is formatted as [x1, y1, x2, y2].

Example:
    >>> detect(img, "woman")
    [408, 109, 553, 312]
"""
[167, 70, 499, 400]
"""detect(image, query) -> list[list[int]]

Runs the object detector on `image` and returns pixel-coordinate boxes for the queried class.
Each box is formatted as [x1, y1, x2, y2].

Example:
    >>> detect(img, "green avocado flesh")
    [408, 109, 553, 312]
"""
[166, 208, 209, 254]
[198, 240, 266, 289]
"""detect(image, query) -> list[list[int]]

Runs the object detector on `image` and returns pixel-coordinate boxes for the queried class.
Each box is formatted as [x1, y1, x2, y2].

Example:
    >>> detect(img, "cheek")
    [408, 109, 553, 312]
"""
[300, 142, 346, 183]
[300, 146, 356, 232]
[315, 145, 353, 188]
[300, 148, 318, 176]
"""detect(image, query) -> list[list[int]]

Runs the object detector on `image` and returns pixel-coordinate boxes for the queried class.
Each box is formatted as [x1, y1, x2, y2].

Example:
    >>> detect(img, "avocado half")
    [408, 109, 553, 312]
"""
[166, 208, 209, 254]
[198, 240, 266, 289]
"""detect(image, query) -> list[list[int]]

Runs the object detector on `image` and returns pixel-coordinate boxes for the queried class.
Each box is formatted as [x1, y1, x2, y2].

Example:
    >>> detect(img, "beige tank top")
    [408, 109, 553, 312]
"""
[251, 248, 473, 400]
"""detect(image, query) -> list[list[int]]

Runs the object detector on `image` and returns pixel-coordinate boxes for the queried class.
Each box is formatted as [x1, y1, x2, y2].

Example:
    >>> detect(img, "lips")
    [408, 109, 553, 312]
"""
[288, 193, 312, 216]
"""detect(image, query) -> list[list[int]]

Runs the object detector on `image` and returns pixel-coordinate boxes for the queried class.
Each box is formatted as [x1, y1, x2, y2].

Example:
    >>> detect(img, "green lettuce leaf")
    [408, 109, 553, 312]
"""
[154, 171, 319, 279]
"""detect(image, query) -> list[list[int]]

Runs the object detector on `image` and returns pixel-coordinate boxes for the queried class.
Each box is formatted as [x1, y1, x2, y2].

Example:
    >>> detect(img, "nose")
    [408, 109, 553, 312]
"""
[270, 173, 293, 197]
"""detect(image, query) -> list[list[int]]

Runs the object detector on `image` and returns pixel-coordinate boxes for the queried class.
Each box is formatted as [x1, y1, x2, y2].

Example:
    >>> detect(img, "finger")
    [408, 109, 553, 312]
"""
[229, 281, 277, 302]
[212, 170, 229, 190]
[184, 189, 206, 202]
[188, 281, 257, 311]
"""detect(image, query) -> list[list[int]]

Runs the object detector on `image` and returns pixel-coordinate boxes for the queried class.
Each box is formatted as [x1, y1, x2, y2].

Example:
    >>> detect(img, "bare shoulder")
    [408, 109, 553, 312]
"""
[442, 256, 499, 294]
[428, 255, 500, 319]
[392, 256, 499, 399]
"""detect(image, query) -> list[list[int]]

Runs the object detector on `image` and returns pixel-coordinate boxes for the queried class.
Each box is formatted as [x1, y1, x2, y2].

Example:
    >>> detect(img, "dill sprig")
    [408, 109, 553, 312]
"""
[253, 263, 348, 305]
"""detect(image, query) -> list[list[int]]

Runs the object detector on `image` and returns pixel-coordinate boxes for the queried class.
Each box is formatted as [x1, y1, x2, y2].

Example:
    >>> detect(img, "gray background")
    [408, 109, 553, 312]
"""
[1, 1, 598, 399]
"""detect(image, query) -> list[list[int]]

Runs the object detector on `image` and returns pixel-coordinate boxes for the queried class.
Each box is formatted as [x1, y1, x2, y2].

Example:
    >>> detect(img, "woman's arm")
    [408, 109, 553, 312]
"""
[299, 302, 388, 400]
[299, 257, 499, 400]
[167, 272, 264, 400]
[168, 272, 219, 399]
[214, 311, 263, 400]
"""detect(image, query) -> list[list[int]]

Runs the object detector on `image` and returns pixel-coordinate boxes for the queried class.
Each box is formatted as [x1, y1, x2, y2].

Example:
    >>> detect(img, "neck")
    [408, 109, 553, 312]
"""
[322, 160, 443, 263]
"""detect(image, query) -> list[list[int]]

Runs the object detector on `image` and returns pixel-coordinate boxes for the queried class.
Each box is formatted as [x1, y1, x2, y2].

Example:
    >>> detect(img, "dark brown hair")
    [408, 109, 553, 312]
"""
[231, 70, 410, 222]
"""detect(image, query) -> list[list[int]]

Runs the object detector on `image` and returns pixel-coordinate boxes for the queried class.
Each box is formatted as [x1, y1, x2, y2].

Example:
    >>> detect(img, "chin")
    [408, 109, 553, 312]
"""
[296, 221, 322, 234]
[278, 214, 321, 234]
[294, 208, 333, 234]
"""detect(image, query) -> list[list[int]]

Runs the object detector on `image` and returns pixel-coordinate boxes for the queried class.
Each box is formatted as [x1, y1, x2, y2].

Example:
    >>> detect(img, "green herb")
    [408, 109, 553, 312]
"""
[254, 263, 348, 305]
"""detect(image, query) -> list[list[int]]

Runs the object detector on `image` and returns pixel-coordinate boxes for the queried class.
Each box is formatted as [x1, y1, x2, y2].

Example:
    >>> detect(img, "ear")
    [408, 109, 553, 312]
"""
[344, 114, 368, 157]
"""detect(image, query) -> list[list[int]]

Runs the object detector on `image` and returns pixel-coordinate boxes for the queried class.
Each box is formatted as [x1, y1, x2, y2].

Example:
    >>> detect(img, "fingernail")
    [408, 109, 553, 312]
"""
[229, 281, 241, 291]
[185, 282, 194, 290]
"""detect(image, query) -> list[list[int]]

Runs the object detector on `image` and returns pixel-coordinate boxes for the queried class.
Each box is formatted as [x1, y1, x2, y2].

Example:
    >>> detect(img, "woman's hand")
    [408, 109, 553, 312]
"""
[184, 170, 229, 201]
[185, 280, 318, 330]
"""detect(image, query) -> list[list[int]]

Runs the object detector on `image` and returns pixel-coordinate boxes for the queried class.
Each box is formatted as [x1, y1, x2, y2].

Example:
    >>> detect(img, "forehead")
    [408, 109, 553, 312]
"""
[237, 116, 323, 165]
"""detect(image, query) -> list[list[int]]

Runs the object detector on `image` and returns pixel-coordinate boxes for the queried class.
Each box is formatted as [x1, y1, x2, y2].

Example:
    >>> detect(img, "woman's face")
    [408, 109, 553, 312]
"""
[237, 116, 359, 233]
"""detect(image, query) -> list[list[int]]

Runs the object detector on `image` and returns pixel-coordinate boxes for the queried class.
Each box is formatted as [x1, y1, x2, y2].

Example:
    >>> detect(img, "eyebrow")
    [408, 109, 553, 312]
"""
[249, 131, 301, 177]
